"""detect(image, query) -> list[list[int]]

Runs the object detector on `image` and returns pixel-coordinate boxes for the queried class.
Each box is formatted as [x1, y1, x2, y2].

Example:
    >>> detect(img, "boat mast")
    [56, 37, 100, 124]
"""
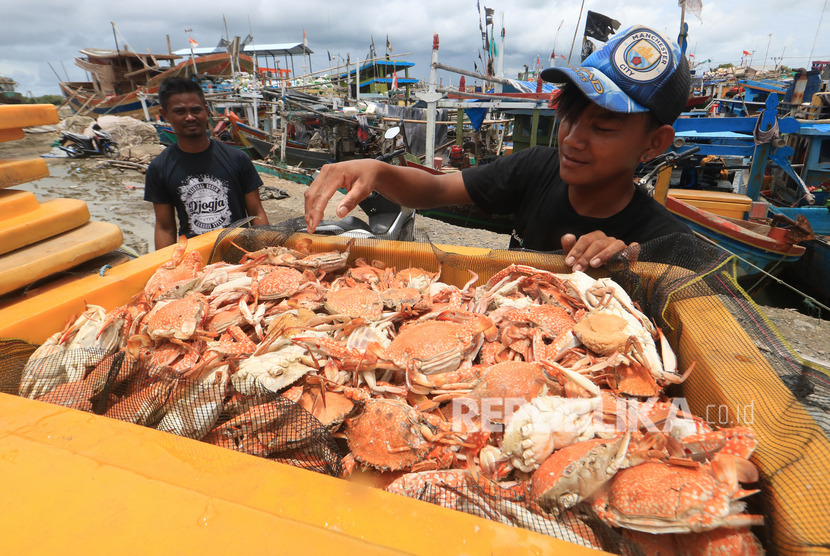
[567, 0, 587, 66]
[111, 22, 120, 55]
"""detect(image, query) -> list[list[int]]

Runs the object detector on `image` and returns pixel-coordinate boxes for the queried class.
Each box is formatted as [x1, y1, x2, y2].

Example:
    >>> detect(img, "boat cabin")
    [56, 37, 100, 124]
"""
[73, 49, 181, 97]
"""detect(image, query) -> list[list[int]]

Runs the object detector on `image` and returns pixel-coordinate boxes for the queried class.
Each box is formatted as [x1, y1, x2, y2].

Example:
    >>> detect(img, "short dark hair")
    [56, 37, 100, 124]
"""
[555, 82, 662, 131]
[158, 77, 205, 110]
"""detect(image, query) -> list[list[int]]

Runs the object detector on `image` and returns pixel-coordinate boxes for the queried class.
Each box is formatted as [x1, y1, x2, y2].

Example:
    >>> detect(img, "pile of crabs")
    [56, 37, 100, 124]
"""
[20, 236, 764, 554]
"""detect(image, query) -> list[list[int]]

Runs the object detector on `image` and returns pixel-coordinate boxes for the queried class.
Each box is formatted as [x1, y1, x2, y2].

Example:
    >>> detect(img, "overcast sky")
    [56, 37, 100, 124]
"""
[4, 0, 828, 97]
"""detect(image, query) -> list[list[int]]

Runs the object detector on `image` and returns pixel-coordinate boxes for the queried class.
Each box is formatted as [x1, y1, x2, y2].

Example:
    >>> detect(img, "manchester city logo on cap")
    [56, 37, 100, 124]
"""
[612, 29, 672, 83]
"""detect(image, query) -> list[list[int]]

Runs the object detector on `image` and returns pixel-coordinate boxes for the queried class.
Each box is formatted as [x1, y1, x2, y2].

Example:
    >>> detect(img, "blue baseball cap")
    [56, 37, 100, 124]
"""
[541, 25, 690, 125]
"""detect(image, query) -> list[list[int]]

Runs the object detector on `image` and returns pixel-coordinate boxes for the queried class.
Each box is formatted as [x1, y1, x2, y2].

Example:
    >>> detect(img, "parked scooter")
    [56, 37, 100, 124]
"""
[58, 123, 119, 158]
[293, 147, 416, 241]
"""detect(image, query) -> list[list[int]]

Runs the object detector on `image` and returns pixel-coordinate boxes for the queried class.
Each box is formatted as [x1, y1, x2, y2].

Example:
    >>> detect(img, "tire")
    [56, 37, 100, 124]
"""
[61, 143, 85, 158]
[105, 142, 120, 158]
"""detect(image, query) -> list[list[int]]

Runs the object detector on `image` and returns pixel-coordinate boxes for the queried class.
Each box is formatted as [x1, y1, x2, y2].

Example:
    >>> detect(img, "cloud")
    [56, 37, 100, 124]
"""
[4, 0, 829, 98]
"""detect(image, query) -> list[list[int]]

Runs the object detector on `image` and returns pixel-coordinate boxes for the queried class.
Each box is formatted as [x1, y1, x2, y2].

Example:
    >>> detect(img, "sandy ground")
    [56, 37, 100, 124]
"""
[3, 128, 829, 367]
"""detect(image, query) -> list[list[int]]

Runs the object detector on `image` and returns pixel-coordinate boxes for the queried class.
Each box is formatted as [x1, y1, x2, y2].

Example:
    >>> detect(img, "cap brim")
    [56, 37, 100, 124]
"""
[541, 66, 649, 115]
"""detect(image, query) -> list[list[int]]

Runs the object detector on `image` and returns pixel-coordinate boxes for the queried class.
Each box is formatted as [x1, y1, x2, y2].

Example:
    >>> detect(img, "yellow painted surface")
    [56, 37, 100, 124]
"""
[0, 157, 50, 188]
[0, 127, 24, 142]
[0, 188, 40, 218]
[668, 189, 752, 219]
[0, 220, 122, 296]
[0, 103, 59, 130]
[0, 231, 220, 343]
[0, 393, 598, 555]
[0, 198, 90, 255]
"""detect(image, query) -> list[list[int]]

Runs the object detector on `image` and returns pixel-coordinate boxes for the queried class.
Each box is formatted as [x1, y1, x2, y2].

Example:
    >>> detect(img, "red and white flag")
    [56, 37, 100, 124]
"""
[189, 37, 198, 47]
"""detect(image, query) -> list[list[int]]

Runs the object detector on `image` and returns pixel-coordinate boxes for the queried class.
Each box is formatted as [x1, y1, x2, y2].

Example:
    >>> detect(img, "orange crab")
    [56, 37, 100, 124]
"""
[366, 309, 498, 387]
[530, 433, 632, 514]
[591, 452, 763, 534]
[344, 399, 467, 472]
[145, 293, 212, 341]
[324, 286, 384, 320]
[144, 236, 204, 300]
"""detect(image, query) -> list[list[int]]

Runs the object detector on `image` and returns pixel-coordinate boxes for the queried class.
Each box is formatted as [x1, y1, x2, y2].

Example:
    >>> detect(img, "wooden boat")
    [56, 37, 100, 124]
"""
[227, 111, 333, 168]
[60, 50, 254, 120]
[666, 194, 806, 278]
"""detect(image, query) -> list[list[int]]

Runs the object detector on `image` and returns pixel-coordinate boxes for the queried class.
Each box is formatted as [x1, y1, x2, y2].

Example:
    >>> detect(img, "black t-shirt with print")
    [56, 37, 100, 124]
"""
[462, 146, 691, 251]
[144, 139, 263, 237]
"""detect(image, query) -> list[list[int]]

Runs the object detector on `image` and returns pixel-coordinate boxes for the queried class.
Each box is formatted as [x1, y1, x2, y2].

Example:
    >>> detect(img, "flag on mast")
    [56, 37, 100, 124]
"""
[679, 0, 703, 23]
[189, 37, 198, 47]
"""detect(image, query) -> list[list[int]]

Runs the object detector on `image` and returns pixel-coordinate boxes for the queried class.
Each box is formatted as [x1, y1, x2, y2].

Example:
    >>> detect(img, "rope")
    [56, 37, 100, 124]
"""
[691, 230, 830, 314]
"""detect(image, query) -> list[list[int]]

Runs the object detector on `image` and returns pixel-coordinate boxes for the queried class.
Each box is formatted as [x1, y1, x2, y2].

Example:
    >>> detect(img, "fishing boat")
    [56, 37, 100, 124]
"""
[60, 49, 254, 120]
[665, 194, 806, 278]
[227, 110, 334, 168]
[765, 118, 830, 303]
[0, 76, 24, 104]
[660, 93, 812, 286]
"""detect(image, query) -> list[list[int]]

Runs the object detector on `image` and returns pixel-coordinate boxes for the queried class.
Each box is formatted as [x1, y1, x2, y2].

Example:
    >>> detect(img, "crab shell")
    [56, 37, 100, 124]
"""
[591, 454, 763, 534]
[379, 311, 497, 375]
[530, 434, 630, 514]
[345, 399, 451, 472]
[146, 293, 210, 341]
[324, 287, 384, 320]
[467, 361, 550, 413]
[232, 348, 317, 395]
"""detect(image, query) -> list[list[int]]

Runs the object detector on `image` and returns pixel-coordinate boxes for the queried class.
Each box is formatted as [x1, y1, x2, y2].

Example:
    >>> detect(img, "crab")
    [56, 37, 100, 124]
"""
[366, 309, 498, 386]
[202, 398, 296, 457]
[500, 395, 603, 473]
[591, 452, 764, 534]
[344, 399, 466, 472]
[379, 286, 432, 313]
[144, 236, 204, 300]
[530, 433, 632, 514]
[324, 286, 384, 320]
[103, 379, 177, 426]
[231, 346, 319, 396]
[253, 266, 313, 301]
[145, 293, 212, 341]
[389, 266, 442, 294]
[20, 305, 125, 398]
[156, 366, 230, 439]
[385, 469, 472, 508]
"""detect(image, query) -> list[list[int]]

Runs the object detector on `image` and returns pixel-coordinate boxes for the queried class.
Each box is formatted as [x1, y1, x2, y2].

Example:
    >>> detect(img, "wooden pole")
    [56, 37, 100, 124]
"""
[567, 0, 587, 66]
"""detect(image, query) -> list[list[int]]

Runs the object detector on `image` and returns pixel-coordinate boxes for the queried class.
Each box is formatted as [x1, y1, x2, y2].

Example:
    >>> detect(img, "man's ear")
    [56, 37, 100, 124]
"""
[650, 124, 676, 155]
[159, 107, 167, 120]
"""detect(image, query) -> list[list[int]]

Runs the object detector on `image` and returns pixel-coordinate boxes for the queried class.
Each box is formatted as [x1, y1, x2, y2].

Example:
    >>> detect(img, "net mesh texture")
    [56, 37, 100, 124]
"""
[1, 223, 829, 555]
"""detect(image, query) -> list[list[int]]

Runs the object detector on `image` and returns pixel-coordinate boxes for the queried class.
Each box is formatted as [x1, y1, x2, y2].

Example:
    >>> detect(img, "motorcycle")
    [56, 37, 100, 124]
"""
[58, 123, 119, 158]
[291, 145, 416, 241]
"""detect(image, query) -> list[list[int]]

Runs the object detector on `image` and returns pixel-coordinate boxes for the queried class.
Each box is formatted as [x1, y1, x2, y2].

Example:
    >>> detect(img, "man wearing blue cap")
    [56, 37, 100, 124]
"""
[303, 25, 692, 271]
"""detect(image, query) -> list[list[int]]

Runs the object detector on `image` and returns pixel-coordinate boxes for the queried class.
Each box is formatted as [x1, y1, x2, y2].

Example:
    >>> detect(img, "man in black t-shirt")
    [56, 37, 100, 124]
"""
[303, 25, 691, 272]
[144, 78, 269, 250]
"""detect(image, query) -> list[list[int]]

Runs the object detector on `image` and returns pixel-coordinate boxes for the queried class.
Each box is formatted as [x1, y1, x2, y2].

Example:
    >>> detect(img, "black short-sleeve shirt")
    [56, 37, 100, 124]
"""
[462, 146, 691, 251]
[144, 139, 263, 237]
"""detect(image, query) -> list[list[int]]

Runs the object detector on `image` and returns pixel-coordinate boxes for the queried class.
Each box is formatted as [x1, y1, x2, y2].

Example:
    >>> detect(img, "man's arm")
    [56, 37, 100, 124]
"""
[244, 190, 270, 226]
[304, 159, 471, 233]
[152, 203, 178, 250]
